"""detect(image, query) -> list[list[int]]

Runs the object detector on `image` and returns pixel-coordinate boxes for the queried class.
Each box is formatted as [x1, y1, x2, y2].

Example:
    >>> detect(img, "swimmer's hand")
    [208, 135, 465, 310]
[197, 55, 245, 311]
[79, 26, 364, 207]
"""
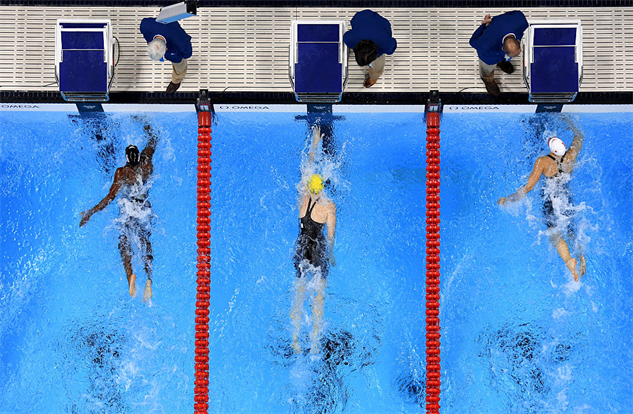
[497, 197, 508, 206]
[79, 211, 92, 227]
[482, 14, 492, 26]
[330, 253, 337, 267]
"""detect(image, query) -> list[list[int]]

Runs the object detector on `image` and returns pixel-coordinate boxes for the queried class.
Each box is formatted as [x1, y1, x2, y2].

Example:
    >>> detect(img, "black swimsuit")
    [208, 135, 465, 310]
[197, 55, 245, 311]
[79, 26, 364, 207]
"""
[541, 154, 574, 235]
[294, 197, 329, 278]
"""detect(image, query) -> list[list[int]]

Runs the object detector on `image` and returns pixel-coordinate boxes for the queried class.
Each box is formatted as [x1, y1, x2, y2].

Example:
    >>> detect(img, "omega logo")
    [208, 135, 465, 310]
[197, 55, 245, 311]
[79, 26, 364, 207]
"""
[1, 104, 40, 109]
[218, 105, 270, 110]
[459, 106, 500, 110]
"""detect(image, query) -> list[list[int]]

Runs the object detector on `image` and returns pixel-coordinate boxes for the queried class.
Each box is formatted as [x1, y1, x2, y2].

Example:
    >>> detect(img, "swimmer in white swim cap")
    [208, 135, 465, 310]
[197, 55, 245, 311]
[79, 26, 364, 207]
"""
[548, 136, 567, 156]
[498, 117, 587, 282]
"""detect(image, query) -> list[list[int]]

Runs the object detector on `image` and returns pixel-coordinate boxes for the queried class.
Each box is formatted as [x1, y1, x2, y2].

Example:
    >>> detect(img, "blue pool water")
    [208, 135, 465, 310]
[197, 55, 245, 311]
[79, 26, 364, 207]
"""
[0, 108, 631, 413]
[439, 112, 633, 413]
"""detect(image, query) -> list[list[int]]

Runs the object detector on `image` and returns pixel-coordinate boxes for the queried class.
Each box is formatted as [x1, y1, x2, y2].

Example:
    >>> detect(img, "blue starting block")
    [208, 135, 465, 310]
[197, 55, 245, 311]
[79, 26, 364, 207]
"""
[55, 19, 114, 102]
[523, 20, 583, 103]
[289, 20, 348, 103]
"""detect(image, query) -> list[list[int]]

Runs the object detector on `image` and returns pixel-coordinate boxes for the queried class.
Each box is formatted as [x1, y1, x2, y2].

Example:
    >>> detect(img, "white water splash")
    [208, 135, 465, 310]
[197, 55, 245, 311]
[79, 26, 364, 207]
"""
[552, 308, 571, 319]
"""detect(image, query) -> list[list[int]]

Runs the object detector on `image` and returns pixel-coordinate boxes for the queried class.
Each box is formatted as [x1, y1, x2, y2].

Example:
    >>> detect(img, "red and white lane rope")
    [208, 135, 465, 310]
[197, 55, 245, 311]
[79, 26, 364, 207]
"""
[195, 111, 212, 414]
[425, 111, 441, 414]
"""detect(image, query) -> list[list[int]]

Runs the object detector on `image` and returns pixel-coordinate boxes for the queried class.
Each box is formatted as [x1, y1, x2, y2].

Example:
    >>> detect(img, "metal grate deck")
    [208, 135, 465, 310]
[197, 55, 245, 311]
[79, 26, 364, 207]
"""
[1, 6, 632, 94]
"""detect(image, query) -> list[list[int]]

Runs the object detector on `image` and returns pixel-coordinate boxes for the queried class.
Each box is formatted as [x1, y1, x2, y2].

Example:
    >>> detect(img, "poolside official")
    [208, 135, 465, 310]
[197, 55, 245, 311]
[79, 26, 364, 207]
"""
[343, 10, 397, 88]
[469, 11, 528, 97]
[140, 17, 193, 94]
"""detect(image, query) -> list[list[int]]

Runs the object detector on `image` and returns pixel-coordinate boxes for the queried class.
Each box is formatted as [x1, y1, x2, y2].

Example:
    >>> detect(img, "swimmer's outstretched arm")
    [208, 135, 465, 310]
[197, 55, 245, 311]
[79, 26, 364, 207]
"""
[308, 125, 322, 164]
[141, 124, 159, 161]
[298, 125, 323, 203]
[80, 169, 124, 226]
[498, 157, 545, 206]
[562, 116, 585, 167]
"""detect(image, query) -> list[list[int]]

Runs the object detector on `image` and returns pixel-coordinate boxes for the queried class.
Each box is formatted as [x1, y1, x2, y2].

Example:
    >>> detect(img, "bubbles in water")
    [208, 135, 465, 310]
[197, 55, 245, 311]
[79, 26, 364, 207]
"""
[59, 319, 128, 413]
[394, 370, 426, 408]
[476, 321, 585, 413]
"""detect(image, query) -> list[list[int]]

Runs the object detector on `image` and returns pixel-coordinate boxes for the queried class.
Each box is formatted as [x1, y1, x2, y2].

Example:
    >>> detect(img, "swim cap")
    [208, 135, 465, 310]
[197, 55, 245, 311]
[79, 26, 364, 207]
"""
[125, 145, 140, 166]
[308, 174, 324, 194]
[548, 137, 566, 156]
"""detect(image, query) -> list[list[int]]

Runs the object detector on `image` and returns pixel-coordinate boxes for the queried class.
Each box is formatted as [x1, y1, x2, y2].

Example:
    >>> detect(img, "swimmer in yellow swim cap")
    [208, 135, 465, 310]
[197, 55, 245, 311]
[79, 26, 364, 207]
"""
[308, 173, 324, 195]
[291, 125, 337, 355]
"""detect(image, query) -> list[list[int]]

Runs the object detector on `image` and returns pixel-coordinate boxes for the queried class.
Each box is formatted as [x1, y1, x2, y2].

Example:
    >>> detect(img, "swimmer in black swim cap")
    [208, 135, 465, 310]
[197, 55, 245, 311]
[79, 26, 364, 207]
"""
[81, 125, 159, 301]
[125, 145, 141, 167]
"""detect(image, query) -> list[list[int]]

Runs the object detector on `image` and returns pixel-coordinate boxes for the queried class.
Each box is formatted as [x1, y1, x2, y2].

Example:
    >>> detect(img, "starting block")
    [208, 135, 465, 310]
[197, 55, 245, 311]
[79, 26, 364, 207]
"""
[523, 20, 583, 103]
[55, 19, 114, 102]
[289, 20, 348, 103]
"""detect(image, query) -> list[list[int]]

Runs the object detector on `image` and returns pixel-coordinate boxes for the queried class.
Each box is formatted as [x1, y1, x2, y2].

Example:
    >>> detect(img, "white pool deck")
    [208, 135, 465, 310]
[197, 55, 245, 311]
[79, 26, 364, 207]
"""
[0, 6, 632, 94]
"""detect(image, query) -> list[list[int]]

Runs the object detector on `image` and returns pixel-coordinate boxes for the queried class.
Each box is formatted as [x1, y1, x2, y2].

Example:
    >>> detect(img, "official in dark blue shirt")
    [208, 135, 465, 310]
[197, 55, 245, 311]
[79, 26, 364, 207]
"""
[469, 11, 528, 96]
[140, 17, 193, 93]
[343, 10, 397, 88]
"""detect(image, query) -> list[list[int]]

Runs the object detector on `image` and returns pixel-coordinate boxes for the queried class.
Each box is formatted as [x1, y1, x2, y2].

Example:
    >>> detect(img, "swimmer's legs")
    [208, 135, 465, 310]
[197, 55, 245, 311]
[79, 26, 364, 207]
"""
[568, 227, 587, 279]
[143, 279, 153, 303]
[574, 242, 586, 280]
[118, 234, 136, 297]
[578, 254, 586, 278]
[551, 233, 579, 282]
[141, 233, 154, 302]
[310, 276, 327, 354]
[291, 281, 307, 354]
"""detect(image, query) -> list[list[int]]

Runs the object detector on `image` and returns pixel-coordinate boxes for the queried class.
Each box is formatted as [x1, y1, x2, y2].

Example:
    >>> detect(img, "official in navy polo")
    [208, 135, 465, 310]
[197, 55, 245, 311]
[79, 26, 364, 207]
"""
[140, 17, 193, 94]
[469, 11, 528, 97]
[343, 10, 397, 88]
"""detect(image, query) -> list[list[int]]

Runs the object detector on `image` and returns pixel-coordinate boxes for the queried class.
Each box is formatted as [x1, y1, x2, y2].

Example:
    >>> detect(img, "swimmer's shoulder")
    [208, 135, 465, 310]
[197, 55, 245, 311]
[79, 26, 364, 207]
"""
[320, 199, 336, 212]
[114, 165, 138, 183]
[537, 154, 552, 164]
[538, 155, 561, 177]
[537, 154, 556, 168]
[113, 166, 127, 178]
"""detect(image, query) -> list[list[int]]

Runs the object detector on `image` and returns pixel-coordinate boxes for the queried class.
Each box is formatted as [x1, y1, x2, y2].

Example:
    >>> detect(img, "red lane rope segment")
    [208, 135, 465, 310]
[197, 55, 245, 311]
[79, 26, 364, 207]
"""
[195, 111, 212, 414]
[425, 111, 441, 414]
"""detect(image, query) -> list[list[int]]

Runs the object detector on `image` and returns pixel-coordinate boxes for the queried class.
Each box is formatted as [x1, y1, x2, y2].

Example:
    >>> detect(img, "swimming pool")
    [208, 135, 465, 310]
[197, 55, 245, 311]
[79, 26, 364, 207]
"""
[0, 106, 631, 413]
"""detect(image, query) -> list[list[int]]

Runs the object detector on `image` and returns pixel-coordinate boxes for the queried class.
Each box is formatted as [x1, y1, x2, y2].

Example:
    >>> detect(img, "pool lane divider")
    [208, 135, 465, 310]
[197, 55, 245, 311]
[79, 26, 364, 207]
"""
[425, 108, 441, 413]
[195, 92, 212, 414]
